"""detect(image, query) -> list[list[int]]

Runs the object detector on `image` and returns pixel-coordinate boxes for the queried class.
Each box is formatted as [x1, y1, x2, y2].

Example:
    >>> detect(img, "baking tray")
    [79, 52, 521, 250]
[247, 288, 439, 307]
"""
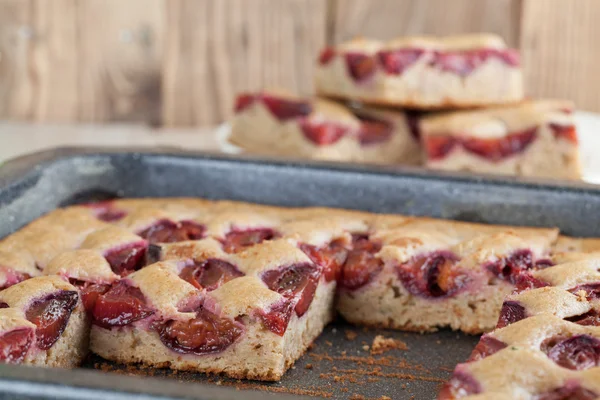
[2, 147, 600, 400]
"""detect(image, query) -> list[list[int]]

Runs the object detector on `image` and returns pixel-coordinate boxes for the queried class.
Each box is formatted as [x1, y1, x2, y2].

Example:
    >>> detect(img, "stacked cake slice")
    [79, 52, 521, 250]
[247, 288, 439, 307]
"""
[230, 33, 583, 180]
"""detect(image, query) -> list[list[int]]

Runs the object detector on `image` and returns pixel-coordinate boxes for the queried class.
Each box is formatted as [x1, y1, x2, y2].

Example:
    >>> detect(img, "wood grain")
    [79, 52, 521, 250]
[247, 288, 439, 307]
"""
[0, 0, 162, 123]
[331, 0, 522, 46]
[0, 0, 32, 119]
[2, 0, 600, 126]
[162, 0, 327, 126]
[520, 0, 600, 112]
[76, 0, 163, 124]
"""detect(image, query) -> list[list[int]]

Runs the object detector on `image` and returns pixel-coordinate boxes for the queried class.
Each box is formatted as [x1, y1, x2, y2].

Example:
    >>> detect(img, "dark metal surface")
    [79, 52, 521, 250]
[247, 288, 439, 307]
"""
[1, 147, 600, 400]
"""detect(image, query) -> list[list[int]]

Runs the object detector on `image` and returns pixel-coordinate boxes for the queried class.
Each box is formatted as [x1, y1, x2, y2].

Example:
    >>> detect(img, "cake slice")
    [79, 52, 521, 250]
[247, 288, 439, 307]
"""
[0, 276, 88, 367]
[315, 33, 523, 109]
[89, 238, 337, 380]
[336, 217, 558, 333]
[230, 90, 420, 165]
[420, 100, 581, 179]
[440, 256, 600, 399]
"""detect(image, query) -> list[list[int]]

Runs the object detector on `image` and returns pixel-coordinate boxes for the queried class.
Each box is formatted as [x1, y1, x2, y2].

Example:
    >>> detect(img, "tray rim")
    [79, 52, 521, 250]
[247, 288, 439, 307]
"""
[2, 146, 600, 196]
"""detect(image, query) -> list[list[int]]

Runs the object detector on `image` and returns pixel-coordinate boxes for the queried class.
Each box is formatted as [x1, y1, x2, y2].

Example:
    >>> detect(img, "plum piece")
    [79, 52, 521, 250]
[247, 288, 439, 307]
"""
[258, 300, 295, 336]
[92, 282, 154, 328]
[0, 328, 34, 363]
[74, 282, 110, 313]
[567, 310, 600, 327]
[300, 120, 348, 146]
[340, 235, 383, 290]
[568, 283, 600, 301]
[513, 274, 548, 293]
[234, 94, 256, 112]
[549, 124, 578, 144]
[496, 300, 526, 329]
[25, 291, 78, 350]
[0, 267, 31, 290]
[261, 95, 312, 121]
[544, 335, 600, 370]
[345, 53, 376, 82]
[300, 239, 348, 282]
[461, 127, 537, 161]
[139, 220, 205, 244]
[156, 307, 243, 355]
[318, 47, 336, 65]
[262, 263, 320, 317]
[467, 336, 507, 362]
[104, 242, 148, 276]
[438, 370, 481, 399]
[357, 114, 394, 145]
[222, 228, 277, 254]
[425, 136, 457, 160]
[179, 259, 243, 291]
[397, 251, 463, 298]
[486, 249, 536, 285]
[378, 48, 425, 75]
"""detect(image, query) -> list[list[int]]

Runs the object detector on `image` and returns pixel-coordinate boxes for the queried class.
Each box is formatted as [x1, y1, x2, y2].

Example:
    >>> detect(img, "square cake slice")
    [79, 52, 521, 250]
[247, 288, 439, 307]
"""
[0, 276, 88, 367]
[440, 256, 600, 399]
[89, 238, 337, 381]
[230, 90, 420, 165]
[420, 100, 581, 179]
[315, 33, 523, 109]
[335, 217, 558, 334]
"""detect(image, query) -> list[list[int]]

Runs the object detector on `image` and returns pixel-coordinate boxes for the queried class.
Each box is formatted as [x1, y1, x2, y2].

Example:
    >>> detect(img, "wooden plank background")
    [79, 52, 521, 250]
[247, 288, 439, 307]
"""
[0, 0, 598, 126]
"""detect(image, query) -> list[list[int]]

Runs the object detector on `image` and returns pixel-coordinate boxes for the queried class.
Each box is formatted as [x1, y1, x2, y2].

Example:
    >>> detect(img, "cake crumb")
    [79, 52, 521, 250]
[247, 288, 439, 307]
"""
[371, 335, 408, 355]
[305, 364, 313, 370]
[345, 330, 358, 341]
[325, 340, 333, 347]
[362, 345, 370, 351]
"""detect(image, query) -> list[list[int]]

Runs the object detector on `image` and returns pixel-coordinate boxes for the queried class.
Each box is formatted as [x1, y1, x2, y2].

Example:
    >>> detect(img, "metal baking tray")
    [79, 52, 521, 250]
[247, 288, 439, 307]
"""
[1, 147, 600, 400]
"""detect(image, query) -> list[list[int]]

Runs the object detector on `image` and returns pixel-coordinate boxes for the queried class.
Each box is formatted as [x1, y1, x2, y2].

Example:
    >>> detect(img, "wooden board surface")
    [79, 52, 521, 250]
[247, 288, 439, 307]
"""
[0, 0, 599, 125]
[520, 0, 600, 112]
[331, 0, 522, 46]
[162, 0, 327, 126]
[0, 0, 163, 123]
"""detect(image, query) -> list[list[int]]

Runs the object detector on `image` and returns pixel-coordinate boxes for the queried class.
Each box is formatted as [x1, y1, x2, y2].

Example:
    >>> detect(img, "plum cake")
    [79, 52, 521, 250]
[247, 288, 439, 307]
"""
[420, 99, 581, 179]
[336, 217, 558, 333]
[315, 33, 523, 109]
[440, 256, 600, 399]
[0, 276, 88, 367]
[230, 90, 421, 165]
[0, 197, 597, 391]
